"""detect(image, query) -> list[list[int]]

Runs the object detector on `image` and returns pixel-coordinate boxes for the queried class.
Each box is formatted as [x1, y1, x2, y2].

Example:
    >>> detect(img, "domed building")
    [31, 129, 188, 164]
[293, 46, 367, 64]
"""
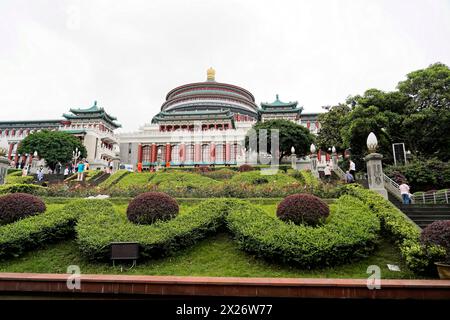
[118, 69, 321, 169]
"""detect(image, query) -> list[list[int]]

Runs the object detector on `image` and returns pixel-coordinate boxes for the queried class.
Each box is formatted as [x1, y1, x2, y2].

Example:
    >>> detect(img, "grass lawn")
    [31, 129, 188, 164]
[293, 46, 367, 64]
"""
[0, 234, 422, 279]
[0, 199, 430, 279]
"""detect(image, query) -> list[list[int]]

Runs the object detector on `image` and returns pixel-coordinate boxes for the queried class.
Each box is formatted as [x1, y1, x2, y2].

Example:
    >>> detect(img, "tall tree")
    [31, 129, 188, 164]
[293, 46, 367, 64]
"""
[398, 63, 450, 160]
[397, 62, 450, 112]
[249, 120, 315, 163]
[316, 103, 351, 151]
[18, 130, 87, 170]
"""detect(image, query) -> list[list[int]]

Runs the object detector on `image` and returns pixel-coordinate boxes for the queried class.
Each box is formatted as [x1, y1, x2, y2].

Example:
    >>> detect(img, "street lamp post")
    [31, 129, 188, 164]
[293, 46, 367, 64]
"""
[364, 132, 387, 199]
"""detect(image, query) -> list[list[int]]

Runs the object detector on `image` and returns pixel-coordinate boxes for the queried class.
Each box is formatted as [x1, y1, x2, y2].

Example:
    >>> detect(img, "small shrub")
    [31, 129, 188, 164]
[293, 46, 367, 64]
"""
[238, 164, 254, 172]
[0, 183, 47, 195]
[421, 220, 450, 263]
[0, 193, 46, 225]
[276, 194, 329, 226]
[127, 192, 179, 225]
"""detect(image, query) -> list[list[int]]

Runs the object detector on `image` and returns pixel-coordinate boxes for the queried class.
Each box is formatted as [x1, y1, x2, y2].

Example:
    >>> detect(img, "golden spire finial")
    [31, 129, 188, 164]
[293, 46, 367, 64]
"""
[207, 67, 215, 81]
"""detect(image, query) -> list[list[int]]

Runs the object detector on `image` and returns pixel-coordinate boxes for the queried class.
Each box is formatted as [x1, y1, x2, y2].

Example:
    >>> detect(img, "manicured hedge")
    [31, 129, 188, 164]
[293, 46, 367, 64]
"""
[5, 175, 34, 184]
[343, 185, 446, 274]
[0, 199, 112, 259]
[227, 195, 380, 267]
[0, 183, 47, 195]
[76, 199, 242, 260]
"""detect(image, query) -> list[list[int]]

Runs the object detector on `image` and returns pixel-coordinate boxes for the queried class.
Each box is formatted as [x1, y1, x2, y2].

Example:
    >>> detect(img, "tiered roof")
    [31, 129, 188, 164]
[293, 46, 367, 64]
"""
[259, 94, 303, 114]
[63, 101, 121, 128]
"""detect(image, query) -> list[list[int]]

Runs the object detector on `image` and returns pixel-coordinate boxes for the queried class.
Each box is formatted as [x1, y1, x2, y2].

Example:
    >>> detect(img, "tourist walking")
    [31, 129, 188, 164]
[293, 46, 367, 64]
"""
[399, 181, 411, 205]
[77, 161, 85, 181]
[344, 170, 354, 184]
[324, 163, 332, 183]
[22, 165, 28, 177]
[37, 168, 44, 182]
[349, 159, 356, 179]
[63, 166, 69, 180]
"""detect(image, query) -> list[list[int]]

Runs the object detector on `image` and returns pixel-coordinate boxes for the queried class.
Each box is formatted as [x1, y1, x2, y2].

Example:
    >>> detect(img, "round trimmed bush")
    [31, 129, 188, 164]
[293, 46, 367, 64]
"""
[0, 193, 46, 225]
[276, 193, 329, 226]
[420, 220, 450, 261]
[239, 164, 254, 172]
[127, 192, 179, 225]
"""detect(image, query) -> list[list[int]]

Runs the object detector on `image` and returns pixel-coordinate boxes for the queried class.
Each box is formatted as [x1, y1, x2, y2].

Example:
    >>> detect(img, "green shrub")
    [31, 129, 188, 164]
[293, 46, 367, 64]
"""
[343, 184, 446, 274]
[421, 220, 450, 263]
[227, 195, 380, 267]
[276, 194, 329, 226]
[76, 199, 243, 260]
[287, 169, 306, 183]
[7, 170, 23, 177]
[0, 199, 111, 259]
[6, 175, 34, 184]
[385, 158, 450, 191]
[127, 192, 179, 225]
[0, 184, 47, 196]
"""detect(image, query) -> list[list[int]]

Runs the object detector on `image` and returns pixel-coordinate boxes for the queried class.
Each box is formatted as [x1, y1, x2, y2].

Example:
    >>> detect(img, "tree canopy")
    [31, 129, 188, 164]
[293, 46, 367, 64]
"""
[317, 62, 450, 163]
[18, 130, 87, 170]
[249, 119, 315, 162]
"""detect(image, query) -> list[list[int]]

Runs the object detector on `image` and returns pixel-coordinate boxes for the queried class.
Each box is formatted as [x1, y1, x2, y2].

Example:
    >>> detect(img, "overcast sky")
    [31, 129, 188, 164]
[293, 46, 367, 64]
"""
[1, 0, 449, 132]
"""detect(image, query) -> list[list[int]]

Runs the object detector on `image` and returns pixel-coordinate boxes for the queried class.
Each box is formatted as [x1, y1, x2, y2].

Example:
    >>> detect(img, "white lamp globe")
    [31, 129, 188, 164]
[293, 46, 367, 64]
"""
[310, 144, 316, 154]
[291, 146, 295, 154]
[367, 132, 378, 153]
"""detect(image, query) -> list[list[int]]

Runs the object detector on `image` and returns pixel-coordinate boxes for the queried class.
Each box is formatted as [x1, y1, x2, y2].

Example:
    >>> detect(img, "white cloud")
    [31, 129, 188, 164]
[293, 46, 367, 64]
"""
[0, 0, 449, 131]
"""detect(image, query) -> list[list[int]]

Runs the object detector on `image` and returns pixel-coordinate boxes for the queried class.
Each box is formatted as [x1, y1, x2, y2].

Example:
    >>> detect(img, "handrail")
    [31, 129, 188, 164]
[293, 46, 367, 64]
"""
[383, 174, 405, 202]
[333, 166, 345, 179]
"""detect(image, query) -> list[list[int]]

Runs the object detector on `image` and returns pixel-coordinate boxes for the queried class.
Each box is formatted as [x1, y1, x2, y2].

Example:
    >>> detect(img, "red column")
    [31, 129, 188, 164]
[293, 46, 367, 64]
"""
[165, 144, 171, 166]
[150, 144, 157, 163]
[137, 144, 143, 171]
[14, 149, 19, 164]
[194, 143, 201, 163]
[225, 143, 231, 163]
[210, 143, 216, 163]
[7, 143, 14, 160]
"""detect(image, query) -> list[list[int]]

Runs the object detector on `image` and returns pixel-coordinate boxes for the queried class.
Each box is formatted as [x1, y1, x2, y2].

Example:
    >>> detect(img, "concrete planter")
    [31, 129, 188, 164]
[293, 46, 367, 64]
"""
[435, 262, 450, 280]
[0, 156, 9, 185]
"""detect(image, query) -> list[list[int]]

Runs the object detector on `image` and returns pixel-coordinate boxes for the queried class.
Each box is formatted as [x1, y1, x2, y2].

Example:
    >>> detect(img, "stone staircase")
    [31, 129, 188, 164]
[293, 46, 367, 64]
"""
[89, 172, 110, 186]
[399, 204, 450, 229]
[388, 191, 450, 228]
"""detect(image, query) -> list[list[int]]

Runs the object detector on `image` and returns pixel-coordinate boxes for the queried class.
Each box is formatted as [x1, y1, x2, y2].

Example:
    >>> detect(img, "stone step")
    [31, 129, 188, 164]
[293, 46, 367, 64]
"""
[407, 215, 450, 220]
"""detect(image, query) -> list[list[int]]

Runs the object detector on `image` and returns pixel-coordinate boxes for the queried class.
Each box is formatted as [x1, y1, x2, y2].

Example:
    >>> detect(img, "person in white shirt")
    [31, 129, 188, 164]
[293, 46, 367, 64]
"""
[349, 160, 356, 179]
[399, 181, 411, 204]
[324, 163, 332, 183]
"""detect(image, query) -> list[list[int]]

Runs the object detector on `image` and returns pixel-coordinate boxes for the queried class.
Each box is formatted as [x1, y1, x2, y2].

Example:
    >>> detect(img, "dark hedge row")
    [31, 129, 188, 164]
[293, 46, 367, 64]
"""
[227, 195, 380, 267]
